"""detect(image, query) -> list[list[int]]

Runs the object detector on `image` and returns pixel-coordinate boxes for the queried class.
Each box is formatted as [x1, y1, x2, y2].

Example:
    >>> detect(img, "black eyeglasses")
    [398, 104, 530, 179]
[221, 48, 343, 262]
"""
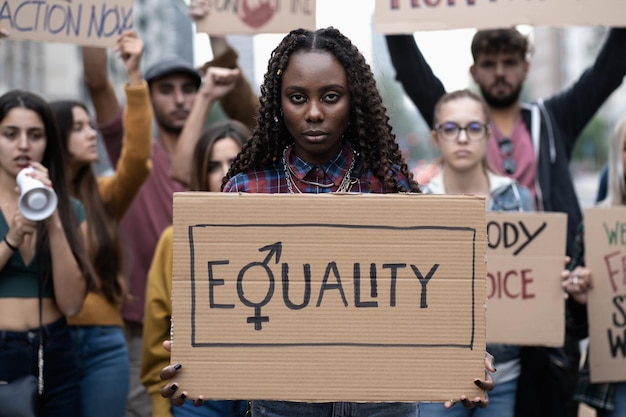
[497, 137, 516, 175]
[434, 121, 488, 142]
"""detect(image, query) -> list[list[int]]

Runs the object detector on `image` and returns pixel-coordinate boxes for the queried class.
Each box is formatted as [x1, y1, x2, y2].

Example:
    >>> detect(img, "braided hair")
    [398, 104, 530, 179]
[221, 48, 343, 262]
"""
[223, 27, 420, 193]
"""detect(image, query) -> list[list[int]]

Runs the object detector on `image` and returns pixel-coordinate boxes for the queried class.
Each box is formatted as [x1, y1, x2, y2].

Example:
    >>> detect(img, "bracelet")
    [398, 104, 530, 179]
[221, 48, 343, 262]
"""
[3, 236, 18, 252]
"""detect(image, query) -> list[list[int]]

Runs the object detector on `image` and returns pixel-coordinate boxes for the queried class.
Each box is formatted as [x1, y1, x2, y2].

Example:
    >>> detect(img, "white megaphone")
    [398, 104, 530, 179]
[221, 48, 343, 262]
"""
[17, 167, 58, 221]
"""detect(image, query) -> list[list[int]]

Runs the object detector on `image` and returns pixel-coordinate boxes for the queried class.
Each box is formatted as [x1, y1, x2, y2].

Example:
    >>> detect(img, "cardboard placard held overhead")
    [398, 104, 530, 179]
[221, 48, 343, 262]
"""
[485, 212, 568, 346]
[0, 0, 133, 47]
[374, 0, 624, 33]
[171, 192, 487, 402]
[584, 207, 626, 384]
[195, 0, 315, 35]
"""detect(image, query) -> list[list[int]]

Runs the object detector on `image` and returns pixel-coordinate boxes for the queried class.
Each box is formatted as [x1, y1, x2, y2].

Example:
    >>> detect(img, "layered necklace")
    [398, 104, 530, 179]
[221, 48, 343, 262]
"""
[282, 146, 357, 194]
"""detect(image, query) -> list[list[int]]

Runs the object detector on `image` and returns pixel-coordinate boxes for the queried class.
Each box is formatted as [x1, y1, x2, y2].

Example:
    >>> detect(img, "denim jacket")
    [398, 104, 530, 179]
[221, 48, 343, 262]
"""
[422, 170, 535, 383]
[487, 173, 536, 212]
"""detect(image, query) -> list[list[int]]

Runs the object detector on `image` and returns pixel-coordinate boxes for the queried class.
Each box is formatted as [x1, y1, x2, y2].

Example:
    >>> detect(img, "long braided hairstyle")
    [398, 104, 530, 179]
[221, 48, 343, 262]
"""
[223, 27, 420, 193]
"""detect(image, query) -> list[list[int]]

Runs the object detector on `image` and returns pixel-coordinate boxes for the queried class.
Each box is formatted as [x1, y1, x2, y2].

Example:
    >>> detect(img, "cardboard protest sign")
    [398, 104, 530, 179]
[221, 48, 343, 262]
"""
[0, 0, 132, 47]
[171, 192, 487, 402]
[485, 212, 567, 346]
[584, 207, 626, 383]
[374, 0, 624, 33]
[195, 0, 315, 35]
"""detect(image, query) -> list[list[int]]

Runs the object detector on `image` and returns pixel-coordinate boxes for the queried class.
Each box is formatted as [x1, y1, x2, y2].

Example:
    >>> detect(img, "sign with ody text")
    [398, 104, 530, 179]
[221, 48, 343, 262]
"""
[486, 212, 567, 346]
[171, 192, 487, 402]
[584, 207, 626, 383]
[374, 0, 625, 33]
[195, 0, 315, 35]
[0, 0, 132, 47]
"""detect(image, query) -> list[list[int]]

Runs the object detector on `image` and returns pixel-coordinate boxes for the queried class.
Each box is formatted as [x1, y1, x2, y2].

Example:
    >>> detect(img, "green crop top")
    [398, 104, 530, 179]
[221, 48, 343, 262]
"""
[0, 198, 86, 299]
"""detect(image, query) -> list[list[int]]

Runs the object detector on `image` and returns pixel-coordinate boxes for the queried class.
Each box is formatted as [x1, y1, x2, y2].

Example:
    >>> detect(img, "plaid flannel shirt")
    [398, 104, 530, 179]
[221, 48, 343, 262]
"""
[223, 142, 411, 194]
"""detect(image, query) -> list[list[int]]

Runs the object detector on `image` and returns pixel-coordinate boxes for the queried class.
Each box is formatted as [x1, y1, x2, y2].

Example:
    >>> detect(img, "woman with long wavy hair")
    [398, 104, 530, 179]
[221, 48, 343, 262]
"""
[49, 30, 152, 417]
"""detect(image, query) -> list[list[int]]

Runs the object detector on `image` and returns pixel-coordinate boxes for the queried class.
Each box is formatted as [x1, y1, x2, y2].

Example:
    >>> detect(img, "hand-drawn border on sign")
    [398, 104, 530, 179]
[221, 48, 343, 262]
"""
[187, 222, 478, 350]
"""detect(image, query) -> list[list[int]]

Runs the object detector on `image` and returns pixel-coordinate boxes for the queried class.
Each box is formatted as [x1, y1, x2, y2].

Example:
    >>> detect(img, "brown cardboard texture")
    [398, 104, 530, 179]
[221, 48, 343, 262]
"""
[485, 212, 568, 346]
[2, 0, 133, 47]
[171, 192, 487, 402]
[195, 1, 315, 34]
[584, 207, 626, 383]
[374, 0, 623, 32]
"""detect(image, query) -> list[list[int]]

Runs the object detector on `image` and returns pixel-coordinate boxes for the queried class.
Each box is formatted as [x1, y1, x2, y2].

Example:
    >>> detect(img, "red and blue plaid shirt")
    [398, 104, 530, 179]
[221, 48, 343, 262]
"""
[223, 142, 411, 194]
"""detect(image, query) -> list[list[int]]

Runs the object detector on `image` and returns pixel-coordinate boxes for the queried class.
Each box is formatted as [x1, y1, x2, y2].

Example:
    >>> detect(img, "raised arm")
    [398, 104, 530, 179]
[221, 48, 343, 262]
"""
[169, 66, 241, 185]
[82, 45, 124, 164]
[99, 29, 153, 219]
[545, 28, 626, 153]
[203, 36, 259, 131]
[82, 46, 121, 125]
[188, 1, 258, 131]
[385, 34, 447, 128]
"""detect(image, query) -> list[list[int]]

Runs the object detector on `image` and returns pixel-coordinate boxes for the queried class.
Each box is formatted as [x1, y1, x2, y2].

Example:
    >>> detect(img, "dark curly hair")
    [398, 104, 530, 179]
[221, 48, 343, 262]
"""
[223, 27, 420, 193]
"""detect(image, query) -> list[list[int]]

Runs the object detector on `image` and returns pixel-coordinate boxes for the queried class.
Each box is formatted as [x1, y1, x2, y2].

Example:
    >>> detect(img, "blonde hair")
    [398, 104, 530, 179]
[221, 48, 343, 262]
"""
[600, 113, 626, 207]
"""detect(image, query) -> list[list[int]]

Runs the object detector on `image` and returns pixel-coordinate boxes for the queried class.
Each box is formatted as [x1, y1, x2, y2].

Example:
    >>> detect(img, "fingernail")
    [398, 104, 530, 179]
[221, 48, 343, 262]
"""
[170, 384, 178, 392]
[180, 393, 187, 400]
[474, 379, 482, 387]
[173, 363, 182, 370]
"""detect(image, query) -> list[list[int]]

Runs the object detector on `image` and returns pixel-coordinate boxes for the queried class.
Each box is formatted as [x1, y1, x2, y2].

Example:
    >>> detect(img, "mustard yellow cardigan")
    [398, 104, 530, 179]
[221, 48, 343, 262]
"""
[141, 225, 175, 417]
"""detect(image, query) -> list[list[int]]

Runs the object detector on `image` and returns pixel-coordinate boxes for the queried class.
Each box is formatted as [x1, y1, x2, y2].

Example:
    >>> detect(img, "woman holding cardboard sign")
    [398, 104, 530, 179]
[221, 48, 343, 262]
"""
[565, 112, 626, 417]
[420, 89, 534, 417]
[158, 27, 495, 417]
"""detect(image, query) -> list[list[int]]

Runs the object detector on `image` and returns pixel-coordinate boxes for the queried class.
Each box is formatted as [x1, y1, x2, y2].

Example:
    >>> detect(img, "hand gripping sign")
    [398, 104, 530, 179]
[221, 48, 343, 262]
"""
[171, 192, 487, 403]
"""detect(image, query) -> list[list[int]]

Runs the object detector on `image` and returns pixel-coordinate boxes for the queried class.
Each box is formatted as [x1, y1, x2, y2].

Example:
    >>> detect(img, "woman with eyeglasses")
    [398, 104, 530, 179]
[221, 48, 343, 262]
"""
[420, 89, 534, 417]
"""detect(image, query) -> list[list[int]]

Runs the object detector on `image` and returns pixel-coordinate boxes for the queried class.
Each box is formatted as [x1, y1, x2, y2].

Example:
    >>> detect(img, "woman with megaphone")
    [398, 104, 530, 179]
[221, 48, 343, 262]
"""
[0, 89, 95, 417]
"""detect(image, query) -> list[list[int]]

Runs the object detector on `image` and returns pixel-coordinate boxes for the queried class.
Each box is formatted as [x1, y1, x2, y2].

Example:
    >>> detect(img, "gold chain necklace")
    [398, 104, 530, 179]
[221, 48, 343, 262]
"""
[282, 147, 357, 194]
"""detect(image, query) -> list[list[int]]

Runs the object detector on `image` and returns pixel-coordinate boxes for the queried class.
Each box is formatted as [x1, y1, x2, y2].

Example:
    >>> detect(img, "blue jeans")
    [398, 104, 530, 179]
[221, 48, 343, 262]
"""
[0, 317, 81, 417]
[417, 377, 517, 417]
[251, 401, 418, 417]
[173, 399, 247, 417]
[598, 382, 626, 417]
[70, 325, 130, 417]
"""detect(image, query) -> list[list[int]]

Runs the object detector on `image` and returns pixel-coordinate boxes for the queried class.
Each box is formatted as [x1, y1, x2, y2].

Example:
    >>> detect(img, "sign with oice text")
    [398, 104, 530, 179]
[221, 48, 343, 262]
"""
[0, 0, 132, 47]
[584, 207, 626, 383]
[195, 0, 315, 35]
[374, 0, 624, 33]
[171, 192, 487, 402]
[486, 212, 567, 346]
